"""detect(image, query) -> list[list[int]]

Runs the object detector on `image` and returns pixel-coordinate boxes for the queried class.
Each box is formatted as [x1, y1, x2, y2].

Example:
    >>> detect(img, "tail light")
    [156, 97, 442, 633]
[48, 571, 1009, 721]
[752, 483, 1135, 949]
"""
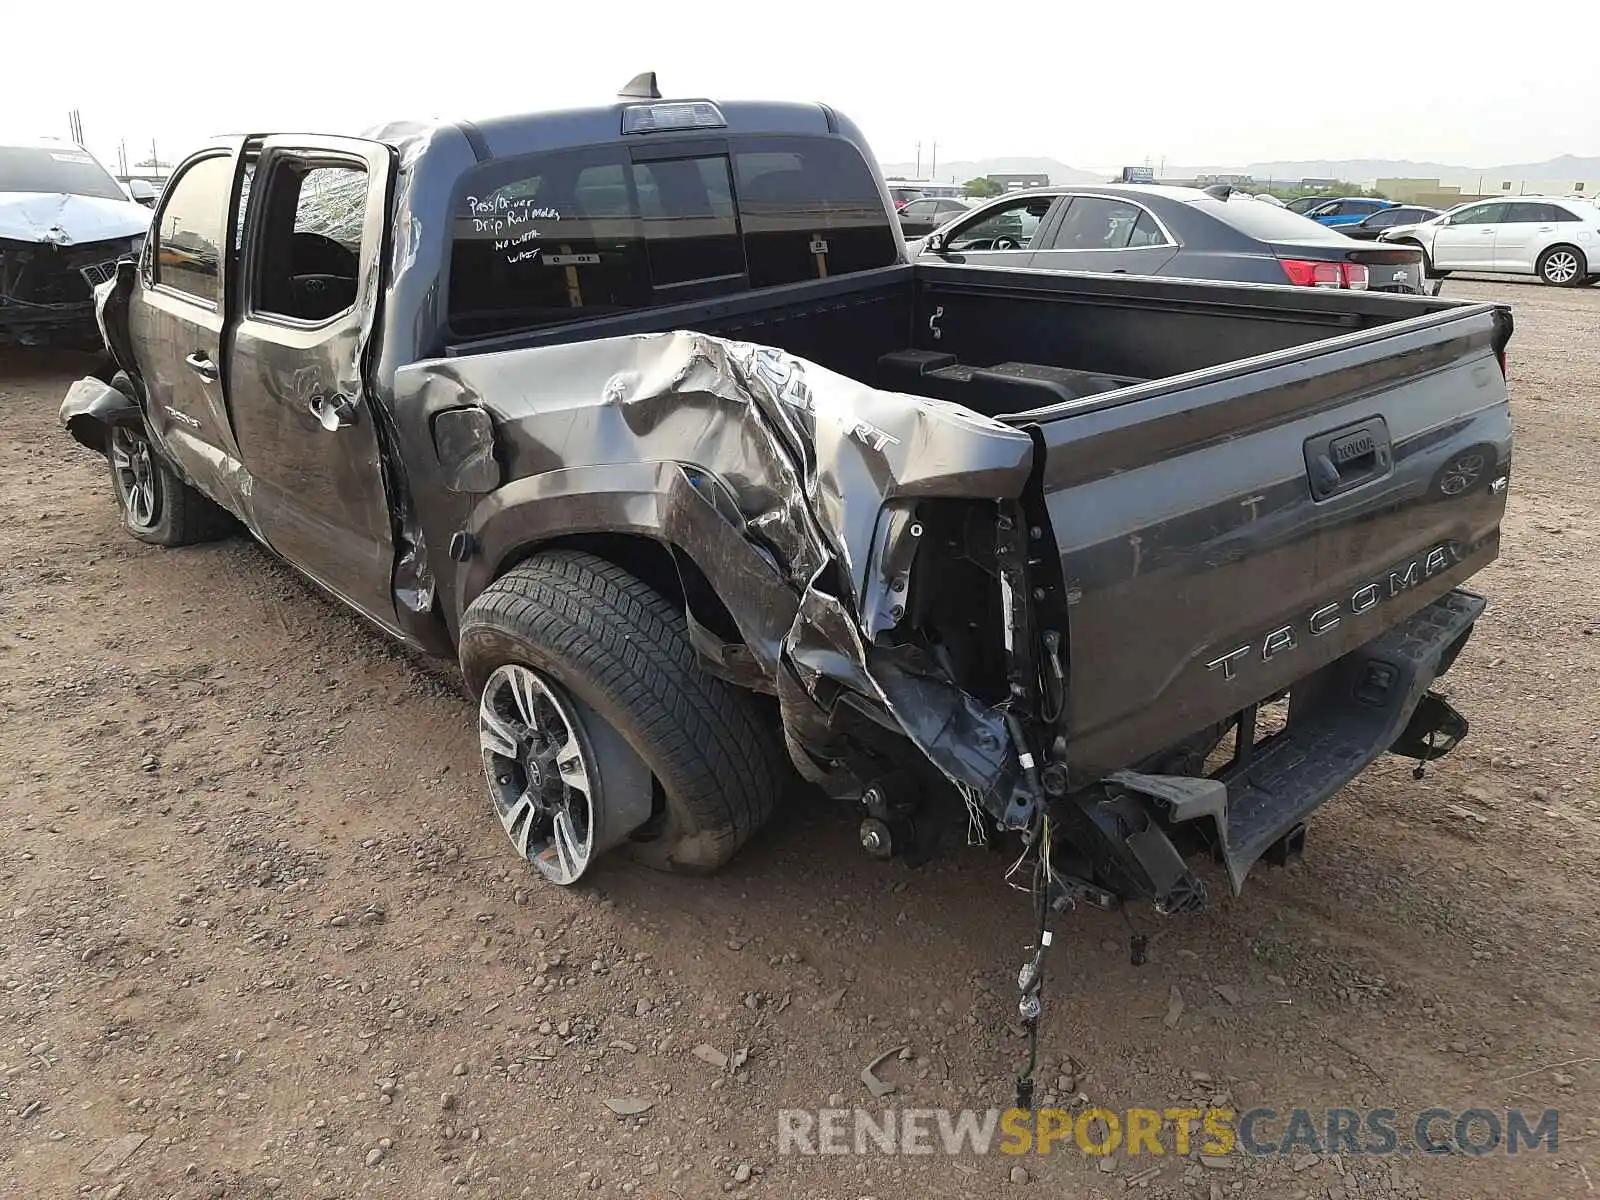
[1279, 259, 1370, 289]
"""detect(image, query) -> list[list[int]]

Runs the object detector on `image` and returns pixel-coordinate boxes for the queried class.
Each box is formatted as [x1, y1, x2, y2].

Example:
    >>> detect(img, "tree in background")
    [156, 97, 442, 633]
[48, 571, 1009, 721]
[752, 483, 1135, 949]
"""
[963, 177, 1003, 198]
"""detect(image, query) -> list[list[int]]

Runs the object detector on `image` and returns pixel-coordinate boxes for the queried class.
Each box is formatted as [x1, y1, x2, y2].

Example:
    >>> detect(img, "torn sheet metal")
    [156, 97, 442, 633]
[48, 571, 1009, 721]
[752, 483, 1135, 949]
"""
[399, 329, 1041, 823]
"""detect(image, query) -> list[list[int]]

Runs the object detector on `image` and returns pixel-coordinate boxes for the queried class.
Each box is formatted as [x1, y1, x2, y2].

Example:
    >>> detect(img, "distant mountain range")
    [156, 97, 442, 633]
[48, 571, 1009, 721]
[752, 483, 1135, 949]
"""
[878, 156, 1103, 185]
[880, 154, 1600, 188]
[1199, 155, 1600, 186]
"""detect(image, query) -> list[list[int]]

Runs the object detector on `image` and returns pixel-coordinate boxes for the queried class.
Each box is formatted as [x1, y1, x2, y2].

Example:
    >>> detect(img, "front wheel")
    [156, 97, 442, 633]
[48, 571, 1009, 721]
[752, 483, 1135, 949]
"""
[1537, 245, 1587, 287]
[107, 425, 234, 546]
[459, 550, 787, 883]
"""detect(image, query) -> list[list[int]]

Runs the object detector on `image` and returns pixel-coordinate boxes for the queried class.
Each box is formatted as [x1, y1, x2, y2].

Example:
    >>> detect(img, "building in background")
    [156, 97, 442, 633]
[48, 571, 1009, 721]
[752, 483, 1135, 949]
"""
[986, 172, 1050, 191]
[1377, 176, 1600, 207]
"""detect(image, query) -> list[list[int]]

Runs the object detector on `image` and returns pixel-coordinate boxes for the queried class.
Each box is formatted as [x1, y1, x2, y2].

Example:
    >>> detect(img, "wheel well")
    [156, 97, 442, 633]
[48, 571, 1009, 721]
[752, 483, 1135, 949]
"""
[1540, 242, 1585, 262]
[498, 532, 744, 643]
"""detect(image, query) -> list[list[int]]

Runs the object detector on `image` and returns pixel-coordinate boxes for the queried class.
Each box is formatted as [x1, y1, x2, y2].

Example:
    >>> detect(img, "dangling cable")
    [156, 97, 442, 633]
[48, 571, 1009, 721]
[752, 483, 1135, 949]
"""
[1014, 814, 1053, 1111]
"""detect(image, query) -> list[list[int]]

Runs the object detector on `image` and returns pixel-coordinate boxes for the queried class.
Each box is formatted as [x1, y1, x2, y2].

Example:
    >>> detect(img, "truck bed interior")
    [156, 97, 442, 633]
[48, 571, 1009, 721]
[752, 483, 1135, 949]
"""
[444, 262, 1464, 421]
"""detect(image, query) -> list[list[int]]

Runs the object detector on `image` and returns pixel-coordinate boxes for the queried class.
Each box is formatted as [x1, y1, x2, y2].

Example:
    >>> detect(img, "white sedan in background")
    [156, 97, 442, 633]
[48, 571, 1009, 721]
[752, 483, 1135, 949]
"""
[1380, 196, 1600, 287]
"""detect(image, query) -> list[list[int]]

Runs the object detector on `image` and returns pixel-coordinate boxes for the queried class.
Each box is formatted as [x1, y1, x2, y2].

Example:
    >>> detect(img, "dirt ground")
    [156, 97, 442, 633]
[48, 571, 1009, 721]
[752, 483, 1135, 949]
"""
[2, 278, 1597, 1200]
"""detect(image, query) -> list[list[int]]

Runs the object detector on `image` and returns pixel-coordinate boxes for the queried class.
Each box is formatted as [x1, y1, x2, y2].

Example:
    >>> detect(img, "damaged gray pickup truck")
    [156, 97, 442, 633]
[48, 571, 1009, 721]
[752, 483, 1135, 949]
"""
[62, 82, 1511, 941]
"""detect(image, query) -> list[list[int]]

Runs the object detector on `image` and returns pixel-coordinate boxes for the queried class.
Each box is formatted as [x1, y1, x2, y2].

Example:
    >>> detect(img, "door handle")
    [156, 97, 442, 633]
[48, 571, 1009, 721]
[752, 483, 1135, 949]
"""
[1537, 226, 1554, 232]
[184, 352, 219, 382]
[308, 392, 357, 431]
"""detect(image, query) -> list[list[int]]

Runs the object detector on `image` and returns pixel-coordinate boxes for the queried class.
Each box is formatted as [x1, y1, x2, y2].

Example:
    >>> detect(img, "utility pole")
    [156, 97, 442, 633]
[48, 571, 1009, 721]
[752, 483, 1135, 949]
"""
[915, 142, 921, 177]
[930, 141, 938, 180]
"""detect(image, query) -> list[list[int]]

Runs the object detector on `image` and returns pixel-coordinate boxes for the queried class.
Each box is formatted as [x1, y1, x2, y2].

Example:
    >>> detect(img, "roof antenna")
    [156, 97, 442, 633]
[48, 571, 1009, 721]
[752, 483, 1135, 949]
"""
[619, 72, 661, 100]
[1202, 183, 1232, 200]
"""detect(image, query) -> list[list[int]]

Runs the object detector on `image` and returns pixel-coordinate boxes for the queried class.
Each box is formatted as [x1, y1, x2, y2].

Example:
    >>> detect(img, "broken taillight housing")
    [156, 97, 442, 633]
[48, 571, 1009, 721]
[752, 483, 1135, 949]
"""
[1279, 259, 1369, 290]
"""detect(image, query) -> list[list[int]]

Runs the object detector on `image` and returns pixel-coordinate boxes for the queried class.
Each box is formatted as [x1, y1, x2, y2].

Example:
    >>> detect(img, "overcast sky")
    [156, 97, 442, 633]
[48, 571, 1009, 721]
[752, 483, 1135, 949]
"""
[5, 1, 1594, 175]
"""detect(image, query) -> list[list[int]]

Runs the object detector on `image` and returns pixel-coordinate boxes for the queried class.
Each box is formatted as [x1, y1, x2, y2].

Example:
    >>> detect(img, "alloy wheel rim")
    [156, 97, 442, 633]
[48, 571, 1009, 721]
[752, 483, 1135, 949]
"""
[1545, 252, 1578, 283]
[1438, 452, 1485, 496]
[110, 427, 159, 529]
[478, 663, 596, 885]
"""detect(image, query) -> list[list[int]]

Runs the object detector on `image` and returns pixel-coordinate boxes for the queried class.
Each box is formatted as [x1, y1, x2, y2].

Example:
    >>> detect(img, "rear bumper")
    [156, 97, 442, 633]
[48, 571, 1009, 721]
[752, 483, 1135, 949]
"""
[1197, 588, 1484, 891]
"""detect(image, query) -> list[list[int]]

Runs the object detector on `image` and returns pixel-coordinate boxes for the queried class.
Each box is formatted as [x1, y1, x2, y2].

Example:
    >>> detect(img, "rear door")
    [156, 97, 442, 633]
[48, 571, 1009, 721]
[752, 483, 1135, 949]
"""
[1028, 194, 1180, 277]
[1429, 202, 1505, 270]
[226, 135, 396, 620]
[126, 144, 247, 485]
[1490, 200, 1554, 272]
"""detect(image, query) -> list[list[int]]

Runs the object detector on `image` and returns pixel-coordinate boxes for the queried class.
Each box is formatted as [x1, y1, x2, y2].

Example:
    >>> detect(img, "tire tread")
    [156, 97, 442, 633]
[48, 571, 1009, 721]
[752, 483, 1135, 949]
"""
[460, 550, 784, 871]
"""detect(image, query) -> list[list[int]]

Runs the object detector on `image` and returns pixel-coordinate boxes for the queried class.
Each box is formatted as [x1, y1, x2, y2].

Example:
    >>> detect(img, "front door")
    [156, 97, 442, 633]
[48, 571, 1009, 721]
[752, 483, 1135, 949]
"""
[1429, 202, 1505, 271]
[928, 194, 1066, 268]
[226, 136, 397, 622]
[127, 147, 246, 485]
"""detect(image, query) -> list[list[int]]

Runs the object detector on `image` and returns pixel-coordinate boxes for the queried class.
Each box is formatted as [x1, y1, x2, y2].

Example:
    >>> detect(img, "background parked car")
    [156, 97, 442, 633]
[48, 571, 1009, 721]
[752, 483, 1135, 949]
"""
[1303, 196, 1397, 227]
[1285, 196, 1325, 214]
[1379, 196, 1600, 287]
[913, 184, 1430, 293]
[1340, 205, 1443, 240]
[897, 195, 970, 237]
[1, 139, 152, 348]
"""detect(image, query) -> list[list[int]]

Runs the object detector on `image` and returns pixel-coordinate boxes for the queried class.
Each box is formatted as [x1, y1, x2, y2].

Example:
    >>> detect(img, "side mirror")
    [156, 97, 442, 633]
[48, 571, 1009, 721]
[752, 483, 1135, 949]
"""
[127, 179, 156, 205]
[923, 231, 946, 254]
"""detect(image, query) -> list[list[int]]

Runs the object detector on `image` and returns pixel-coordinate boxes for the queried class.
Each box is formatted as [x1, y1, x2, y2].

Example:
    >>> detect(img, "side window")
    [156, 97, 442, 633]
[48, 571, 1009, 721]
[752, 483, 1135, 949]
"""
[947, 197, 1054, 250]
[1549, 205, 1581, 223]
[1449, 204, 1505, 225]
[1500, 203, 1545, 224]
[1051, 198, 1147, 250]
[900, 200, 935, 218]
[1366, 209, 1404, 228]
[252, 160, 369, 323]
[1128, 210, 1168, 247]
[151, 154, 233, 305]
[1312, 201, 1343, 217]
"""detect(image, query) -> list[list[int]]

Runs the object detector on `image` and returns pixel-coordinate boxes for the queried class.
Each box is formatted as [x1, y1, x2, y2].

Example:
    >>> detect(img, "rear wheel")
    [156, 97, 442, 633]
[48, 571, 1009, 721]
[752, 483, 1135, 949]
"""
[1537, 245, 1587, 287]
[459, 550, 786, 882]
[107, 425, 233, 547]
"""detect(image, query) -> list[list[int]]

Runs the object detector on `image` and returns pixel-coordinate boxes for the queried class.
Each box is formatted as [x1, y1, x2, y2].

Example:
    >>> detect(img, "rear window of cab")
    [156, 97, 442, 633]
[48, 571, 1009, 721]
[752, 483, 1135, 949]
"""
[447, 136, 897, 338]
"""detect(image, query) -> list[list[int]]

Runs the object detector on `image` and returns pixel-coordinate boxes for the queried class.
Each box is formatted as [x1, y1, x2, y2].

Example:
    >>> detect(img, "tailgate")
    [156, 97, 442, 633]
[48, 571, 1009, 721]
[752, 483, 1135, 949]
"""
[1027, 304, 1512, 779]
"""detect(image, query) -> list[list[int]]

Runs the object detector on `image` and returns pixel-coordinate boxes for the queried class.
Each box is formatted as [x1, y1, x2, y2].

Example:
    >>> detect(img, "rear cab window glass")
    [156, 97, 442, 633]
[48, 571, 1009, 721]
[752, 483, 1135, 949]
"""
[733, 138, 898, 287]
[151, 154, 234, 305]
[447, 135, 896, 338]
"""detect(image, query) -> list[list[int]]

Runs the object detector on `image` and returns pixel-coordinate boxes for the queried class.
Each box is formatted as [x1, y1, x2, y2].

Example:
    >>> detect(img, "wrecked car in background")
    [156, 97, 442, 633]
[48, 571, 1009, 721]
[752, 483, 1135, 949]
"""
[1, 140, 151, 348]
[59, 79, 1511, 1085]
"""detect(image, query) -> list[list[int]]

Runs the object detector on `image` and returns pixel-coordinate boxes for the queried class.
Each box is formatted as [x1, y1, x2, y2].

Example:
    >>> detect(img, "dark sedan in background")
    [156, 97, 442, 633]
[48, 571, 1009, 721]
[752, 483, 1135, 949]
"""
[911, 184, 1430, 294]
[896, 195, 970, 237]
[1339, 204, 1443, 240]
